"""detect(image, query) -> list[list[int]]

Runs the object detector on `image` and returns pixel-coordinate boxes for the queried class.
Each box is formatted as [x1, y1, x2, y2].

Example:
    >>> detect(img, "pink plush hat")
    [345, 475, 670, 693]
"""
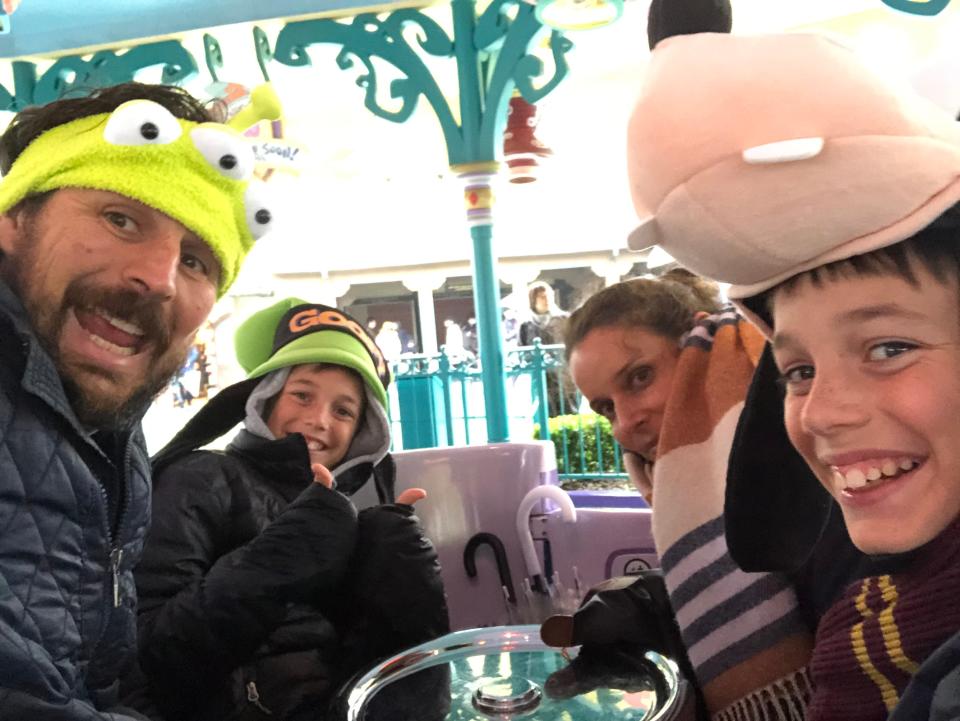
[626, 32, 960, 334]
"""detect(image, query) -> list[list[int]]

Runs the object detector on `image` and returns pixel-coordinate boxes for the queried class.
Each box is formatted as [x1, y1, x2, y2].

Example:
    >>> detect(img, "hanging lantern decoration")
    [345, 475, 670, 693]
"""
[534, 0, 623, 32]
[0, 0, 22, 34]
[503, 92, 553, 184]
[205, 81, 253, 118]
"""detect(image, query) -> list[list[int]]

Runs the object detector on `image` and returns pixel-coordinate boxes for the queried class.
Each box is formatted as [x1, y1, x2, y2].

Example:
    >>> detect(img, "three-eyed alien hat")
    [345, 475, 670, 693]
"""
[0, 84, 284, 295]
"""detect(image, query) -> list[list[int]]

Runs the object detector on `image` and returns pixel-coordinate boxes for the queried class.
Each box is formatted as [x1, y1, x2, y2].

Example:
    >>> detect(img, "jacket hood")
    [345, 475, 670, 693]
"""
[151, 376, 392, 499]
[242, 368, 391, 481]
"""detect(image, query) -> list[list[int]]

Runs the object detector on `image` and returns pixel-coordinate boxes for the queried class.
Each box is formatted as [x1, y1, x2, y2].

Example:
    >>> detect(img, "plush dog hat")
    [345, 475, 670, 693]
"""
[626, 31, 960, 571]
[626, 31, 960, 333]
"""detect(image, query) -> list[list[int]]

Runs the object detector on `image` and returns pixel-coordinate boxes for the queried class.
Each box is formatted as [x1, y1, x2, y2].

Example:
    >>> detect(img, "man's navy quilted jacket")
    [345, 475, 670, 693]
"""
[0, 280, 151, 720]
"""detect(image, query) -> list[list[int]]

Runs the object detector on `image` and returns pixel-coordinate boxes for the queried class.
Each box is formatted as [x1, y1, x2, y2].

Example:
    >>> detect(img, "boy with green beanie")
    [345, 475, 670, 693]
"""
[129, 298, 449, 721]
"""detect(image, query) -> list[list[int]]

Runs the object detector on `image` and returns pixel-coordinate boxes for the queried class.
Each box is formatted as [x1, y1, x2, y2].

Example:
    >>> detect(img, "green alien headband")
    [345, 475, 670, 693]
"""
[0, 93, 280, 295]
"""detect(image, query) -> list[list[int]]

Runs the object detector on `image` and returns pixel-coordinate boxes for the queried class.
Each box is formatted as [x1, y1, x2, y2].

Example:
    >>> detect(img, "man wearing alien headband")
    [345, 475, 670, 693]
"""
[0, 82, 277, 718]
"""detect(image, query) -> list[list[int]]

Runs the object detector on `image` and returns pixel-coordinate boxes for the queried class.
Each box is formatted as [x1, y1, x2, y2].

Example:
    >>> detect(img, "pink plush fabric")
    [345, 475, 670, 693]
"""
[626, 32, 960, 325]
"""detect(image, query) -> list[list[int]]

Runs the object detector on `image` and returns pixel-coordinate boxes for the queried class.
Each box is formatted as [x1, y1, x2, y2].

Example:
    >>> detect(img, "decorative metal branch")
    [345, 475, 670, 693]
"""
[269, 1, 570, 167]
[4, 40, 200, 109]
[476, 0, 571, 151]
[204, 33, 224, 83]
[253, 26, 274, 81]
[273, 12, 464, 158]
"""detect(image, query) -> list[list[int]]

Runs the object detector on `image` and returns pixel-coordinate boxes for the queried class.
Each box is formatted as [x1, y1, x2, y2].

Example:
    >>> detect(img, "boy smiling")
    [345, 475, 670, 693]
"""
[625, 32, 960, 721]
[767, 234, 960, 556]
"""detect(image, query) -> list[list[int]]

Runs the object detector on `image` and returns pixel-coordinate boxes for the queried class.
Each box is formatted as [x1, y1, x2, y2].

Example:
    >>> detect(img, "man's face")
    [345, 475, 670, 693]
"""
[0, 188, 220, 429]
[771, 265, 960, 554]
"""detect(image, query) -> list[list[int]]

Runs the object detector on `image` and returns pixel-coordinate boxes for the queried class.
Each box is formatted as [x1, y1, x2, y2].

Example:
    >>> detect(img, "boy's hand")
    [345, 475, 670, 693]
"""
[396, 488, 427, 506]
[311, 463, 334, 489]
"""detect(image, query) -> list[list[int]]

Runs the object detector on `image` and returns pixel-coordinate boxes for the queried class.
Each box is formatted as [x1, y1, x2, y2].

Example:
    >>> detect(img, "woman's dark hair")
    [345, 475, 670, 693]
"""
[0, 82, 224, 174]
[564, 267, 723, 360]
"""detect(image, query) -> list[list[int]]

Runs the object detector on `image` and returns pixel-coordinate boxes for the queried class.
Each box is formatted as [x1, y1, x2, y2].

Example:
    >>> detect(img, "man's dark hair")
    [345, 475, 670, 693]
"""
[0, 82, 223, 174]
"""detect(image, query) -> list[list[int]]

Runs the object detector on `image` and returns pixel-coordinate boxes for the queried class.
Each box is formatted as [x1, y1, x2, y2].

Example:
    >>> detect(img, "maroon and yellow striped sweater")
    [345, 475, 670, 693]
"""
[808, 518, 960, 720]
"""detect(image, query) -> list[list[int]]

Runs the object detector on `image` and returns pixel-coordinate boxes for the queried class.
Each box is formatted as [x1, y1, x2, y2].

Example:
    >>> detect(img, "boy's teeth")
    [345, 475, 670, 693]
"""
[95, 308, 144, 336]
[832, 457, 919, 492]
[845, 469, 867, 488]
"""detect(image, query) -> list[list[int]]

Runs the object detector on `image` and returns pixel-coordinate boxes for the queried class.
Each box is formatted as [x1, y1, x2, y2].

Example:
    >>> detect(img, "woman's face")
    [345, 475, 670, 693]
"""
[568, 325, 681, 461]
[267, 364, 365, 469]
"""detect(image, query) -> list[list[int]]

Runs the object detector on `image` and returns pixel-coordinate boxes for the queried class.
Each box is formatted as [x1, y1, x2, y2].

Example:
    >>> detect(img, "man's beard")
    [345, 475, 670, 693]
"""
[3, 225, 193, 431]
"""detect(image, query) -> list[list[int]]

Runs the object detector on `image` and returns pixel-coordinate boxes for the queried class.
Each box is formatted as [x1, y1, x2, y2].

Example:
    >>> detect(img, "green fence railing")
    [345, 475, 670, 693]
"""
[387, 342, 628, 483]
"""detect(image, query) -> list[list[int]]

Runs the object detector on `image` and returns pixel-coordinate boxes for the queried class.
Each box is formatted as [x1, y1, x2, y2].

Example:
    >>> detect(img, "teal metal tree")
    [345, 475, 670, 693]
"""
[264, 0, 573, 442]
[0, 0, 572, 444]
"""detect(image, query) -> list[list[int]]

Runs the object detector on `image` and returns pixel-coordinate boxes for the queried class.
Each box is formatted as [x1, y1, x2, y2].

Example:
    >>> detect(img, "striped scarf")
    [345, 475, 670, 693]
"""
[808, 519, 960, 720]
[651, 309, 814, 720]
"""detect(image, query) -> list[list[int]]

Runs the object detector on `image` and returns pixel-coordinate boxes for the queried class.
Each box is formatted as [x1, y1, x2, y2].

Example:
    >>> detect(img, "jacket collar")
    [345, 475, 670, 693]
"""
[226, 428, 376, 499]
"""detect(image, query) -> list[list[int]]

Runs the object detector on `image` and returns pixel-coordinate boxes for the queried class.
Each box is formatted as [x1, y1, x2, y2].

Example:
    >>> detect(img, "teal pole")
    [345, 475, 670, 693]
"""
[451, 0, 483, 158]
[467, 219, 509, 442]
[452, 0, 509, 442]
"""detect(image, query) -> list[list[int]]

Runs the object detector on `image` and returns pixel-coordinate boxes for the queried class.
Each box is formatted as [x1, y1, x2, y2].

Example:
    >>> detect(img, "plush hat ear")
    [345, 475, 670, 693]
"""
[234, 296, 309, 374]
[647, 0, 732, 50]
[726, 344, 833, 571]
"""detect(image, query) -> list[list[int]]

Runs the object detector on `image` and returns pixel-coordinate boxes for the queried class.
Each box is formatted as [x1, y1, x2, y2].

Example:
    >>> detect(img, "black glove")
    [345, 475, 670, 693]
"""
[540, 571, 706, 718]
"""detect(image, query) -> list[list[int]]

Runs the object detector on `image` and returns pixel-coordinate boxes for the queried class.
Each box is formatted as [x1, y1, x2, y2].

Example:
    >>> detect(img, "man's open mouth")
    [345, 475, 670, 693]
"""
[73, 306, 146, 356]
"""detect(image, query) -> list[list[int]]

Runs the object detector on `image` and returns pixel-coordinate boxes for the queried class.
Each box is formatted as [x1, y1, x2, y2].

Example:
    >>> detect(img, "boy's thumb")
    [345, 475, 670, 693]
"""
[396, 488, 427, 506]
[312, 463, 334, 489]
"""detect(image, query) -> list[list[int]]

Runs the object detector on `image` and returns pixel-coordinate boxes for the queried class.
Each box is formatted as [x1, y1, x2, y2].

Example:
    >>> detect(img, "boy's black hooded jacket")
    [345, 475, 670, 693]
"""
[128, 380, 449, 721]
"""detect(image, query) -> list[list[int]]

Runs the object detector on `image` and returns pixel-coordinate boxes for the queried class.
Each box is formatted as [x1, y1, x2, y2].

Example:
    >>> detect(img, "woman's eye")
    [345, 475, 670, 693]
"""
[336, 406, 357, 419]
[778, 365, 815, 393]
[628, 367, 652, 389]
[595, 402, 615, 422]
[292, 392, 311, 403]
[867, 341, 916, 362]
